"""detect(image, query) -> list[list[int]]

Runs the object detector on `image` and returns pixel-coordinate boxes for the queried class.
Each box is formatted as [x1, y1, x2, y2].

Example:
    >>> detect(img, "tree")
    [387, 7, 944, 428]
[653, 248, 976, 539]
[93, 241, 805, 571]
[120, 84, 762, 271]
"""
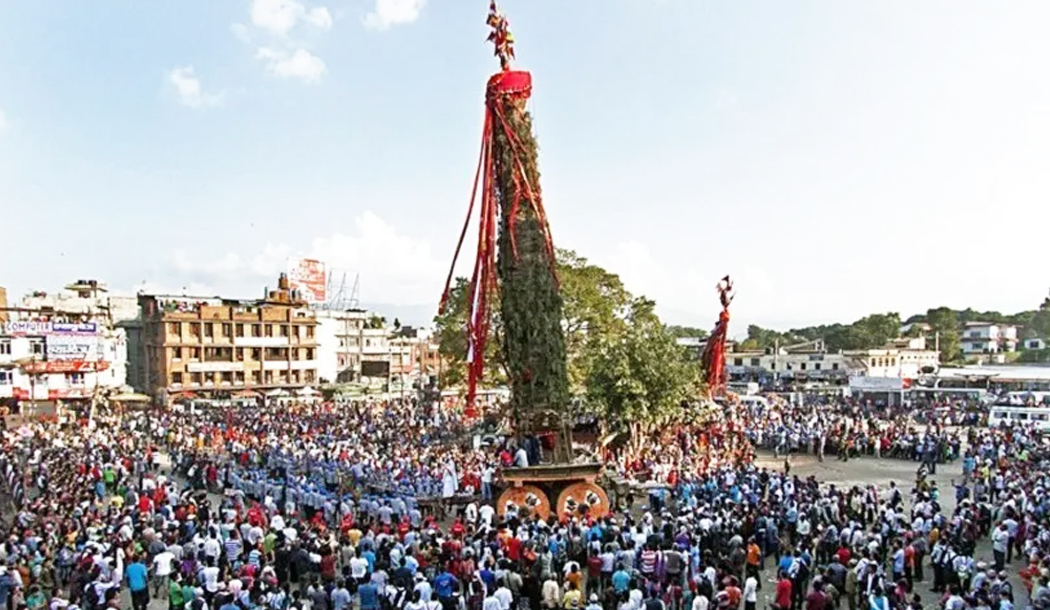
[558, 249, 632, 393]
[666, 325, 708, 339]
[436, 251, 633, 394]
[925, 307, 960, 363]
[432, 277, 505, 388]
[585, 297, 697, 438]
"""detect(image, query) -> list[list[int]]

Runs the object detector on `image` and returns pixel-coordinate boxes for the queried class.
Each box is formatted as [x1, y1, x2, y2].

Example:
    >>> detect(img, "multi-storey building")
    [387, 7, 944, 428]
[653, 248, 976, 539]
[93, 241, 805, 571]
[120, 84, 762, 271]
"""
[0, 280, 130, 405]
[316, 309, 369, 384]
[138, 274, 319, 403]
[959, 322, 1019, 354]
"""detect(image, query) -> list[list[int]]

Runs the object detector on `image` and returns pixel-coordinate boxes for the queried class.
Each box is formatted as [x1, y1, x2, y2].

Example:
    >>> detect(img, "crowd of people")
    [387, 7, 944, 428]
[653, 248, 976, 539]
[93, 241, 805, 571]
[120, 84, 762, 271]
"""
[0, 393, 1044, 610]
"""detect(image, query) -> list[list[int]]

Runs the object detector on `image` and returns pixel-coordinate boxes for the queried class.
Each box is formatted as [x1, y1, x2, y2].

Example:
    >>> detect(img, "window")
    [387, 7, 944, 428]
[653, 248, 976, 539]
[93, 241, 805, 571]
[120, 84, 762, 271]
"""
[306, 348, 315, 360]
[770, 363, 776, 370]
[814, 363, 821, 371]
[204, 323, 214, 338]
[733, 358, 743, 366]
[0, 341, 11, 355]
[265, 324, 274, 337]
[264, 371, 274, 384]
[235, 349, 245, 362]
[786, 363, 793, 371]
[251, 324, 261, 338]
[169, 322, 182, 334]
[0, 371, 11, 386]
[750, 358, 760, 367]
[250, 370, 261, 384]
[280, 325, 289, 337]
[306, 326, 314, 339]
[800, 362, 807, 371]
[189, 323, 201, 338]
[173, 347, 184, 359]
[235, 371, 245, 384]
[172, 372, 183, 384]
[190, 347, 201, 360]
[31, 340, 44, 355]
[832, 363, 839, 371]
[251, 348, 262, 361]
[222, 323, 232, 338]
[236, 324, 245, 338]
[305, 371, 316, 383]
[221, 371, 233, 384]
[191, 372, 202, 385]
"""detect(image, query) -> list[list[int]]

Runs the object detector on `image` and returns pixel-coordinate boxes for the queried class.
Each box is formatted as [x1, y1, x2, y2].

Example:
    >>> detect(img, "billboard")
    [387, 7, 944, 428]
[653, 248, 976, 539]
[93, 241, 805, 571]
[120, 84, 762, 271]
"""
[288, 258, 327, 304]
[3, 321, 98, 336]
[848, 376, 903, 392]
[22, 360, 110, 374]
[46, 335, 101, 361]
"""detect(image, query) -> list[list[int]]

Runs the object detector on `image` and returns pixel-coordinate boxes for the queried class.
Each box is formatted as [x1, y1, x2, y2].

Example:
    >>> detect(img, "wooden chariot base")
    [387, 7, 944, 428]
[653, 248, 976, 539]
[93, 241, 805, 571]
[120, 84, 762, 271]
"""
[496, 462, 610, 522]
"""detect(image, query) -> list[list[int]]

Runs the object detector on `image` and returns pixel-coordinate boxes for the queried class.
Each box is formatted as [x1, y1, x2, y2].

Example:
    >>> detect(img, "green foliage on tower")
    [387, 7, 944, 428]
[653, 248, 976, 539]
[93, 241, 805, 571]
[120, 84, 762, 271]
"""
[492, 96, 570, 419]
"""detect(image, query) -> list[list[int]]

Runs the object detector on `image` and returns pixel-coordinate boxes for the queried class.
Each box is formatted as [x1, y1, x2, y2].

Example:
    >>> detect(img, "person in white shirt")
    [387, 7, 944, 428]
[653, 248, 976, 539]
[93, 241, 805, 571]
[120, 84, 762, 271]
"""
[151, 550, 176, 597]
[482, 592, 502, 610]
[743, 576, 758, 610]
[494, 582, 513, 610]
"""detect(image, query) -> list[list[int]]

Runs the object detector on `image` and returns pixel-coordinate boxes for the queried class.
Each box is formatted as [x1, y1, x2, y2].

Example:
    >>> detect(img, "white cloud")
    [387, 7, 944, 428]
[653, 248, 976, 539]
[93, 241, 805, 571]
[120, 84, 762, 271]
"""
[168, 66, 225, 109]
[305, 7, 333, 29]
[239, 0, 332, 82]
[256, 47, 326, 82]
[165, 212, 446, 305]
[364, 0, 425, 31]
[231, 23, 252, 43]
[250, 0, 332, 36]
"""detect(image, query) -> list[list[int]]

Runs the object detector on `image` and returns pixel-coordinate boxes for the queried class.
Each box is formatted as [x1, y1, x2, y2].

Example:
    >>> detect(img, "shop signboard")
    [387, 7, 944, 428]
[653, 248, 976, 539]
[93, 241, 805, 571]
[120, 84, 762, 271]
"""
[3, 321, 98, 336]
[46, 335, 101, 361]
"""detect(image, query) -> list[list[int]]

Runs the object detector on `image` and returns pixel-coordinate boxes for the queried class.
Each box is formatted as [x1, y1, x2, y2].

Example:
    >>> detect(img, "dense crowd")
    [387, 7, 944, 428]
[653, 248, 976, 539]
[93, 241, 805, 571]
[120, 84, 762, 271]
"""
[0, 395, 1045, 610]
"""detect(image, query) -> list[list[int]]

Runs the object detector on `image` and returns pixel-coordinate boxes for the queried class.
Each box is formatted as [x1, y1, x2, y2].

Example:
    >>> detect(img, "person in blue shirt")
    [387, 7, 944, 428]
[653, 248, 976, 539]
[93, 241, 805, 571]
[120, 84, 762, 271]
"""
[433, 570, 459, 606]
[612, 565, 631, 595]
[359, 580, 381, 610]
[126, 558, 150, 610]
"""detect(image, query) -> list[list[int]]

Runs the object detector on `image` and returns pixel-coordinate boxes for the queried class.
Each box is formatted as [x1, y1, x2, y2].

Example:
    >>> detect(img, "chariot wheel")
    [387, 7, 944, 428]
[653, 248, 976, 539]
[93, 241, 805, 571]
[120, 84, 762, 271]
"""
[555, 482, 610, 520]
[496, 484, 550, 520]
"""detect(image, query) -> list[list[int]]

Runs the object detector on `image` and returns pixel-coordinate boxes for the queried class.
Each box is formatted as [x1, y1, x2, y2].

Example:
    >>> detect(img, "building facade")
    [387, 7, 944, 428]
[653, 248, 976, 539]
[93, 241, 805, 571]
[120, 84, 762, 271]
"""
[138, 274, 319, 403]
[0, 280, 130, 405]
[723, 336, 940, 387]
[315, 309, 369, 384]
[960, 322, 1019, 354]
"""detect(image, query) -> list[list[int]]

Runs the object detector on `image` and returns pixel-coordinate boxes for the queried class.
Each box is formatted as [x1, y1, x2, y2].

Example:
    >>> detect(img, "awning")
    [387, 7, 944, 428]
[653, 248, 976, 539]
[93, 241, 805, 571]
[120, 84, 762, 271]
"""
[265, 388, 289, 397]
[295, 386, 320, 396]
[233, 389, 261, 399]
[110, 392, 151, 402]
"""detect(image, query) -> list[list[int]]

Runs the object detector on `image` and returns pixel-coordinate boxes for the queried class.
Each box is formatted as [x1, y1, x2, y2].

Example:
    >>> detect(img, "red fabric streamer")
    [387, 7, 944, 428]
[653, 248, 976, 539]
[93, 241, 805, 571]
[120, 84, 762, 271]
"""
[701, 277, 734, 397]
[439, 69, 557, 418]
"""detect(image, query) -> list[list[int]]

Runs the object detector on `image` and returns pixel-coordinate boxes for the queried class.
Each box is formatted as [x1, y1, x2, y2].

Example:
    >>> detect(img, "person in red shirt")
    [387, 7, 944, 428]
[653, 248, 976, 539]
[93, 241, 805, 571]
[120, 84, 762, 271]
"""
[804, 582, 828, 610]
[774, 571, 793, 610]
[836, 546, 851, 567]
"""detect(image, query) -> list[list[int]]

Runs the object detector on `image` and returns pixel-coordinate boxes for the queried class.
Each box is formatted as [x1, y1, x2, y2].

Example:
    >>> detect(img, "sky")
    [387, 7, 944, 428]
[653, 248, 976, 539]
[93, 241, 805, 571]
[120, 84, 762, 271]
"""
[2, 1, 1050, 334]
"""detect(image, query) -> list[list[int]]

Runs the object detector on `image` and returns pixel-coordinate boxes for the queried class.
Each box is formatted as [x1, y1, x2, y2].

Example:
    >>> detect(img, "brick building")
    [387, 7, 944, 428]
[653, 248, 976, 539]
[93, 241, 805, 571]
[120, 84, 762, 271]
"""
[138, 274, 319, 403]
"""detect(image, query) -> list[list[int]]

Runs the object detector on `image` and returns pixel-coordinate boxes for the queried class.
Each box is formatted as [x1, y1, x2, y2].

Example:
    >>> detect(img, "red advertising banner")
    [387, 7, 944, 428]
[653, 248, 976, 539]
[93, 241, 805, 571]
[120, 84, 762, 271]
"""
[288, 258, 327, 304]
[21, 360, 110, 374]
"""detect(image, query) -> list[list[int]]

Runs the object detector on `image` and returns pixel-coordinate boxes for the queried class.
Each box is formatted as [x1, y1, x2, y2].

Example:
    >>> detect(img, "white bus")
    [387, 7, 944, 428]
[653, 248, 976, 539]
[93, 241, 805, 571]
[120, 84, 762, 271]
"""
[987, 405, 1050, 430]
